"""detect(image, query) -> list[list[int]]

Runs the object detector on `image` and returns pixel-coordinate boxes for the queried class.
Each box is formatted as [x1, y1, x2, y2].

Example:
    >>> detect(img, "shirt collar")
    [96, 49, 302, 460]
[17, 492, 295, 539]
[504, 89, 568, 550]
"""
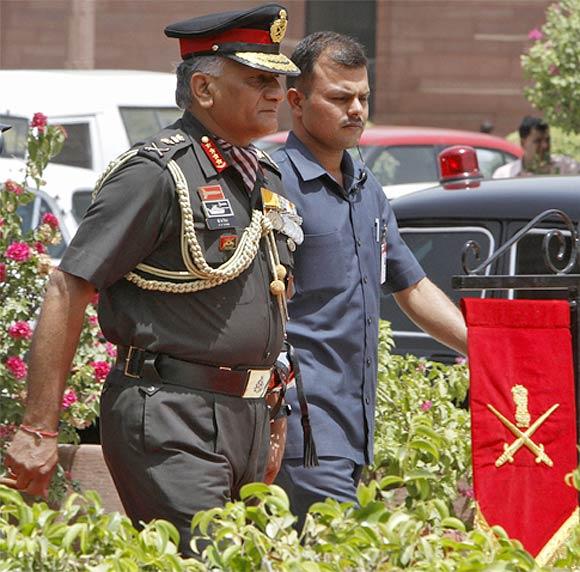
[285, 131, 362, 193]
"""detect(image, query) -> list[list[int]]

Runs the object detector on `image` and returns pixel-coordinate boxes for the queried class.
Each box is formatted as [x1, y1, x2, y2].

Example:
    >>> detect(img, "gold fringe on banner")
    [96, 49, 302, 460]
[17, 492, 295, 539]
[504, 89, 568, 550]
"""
[474, 502, 579, 566]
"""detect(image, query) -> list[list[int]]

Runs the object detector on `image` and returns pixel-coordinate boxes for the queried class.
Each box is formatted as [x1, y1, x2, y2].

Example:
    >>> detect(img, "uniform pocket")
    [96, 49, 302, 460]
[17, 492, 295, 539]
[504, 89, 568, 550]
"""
[142, 387, 217, 455]
[294, 230, 348, 294]
[191, 226, 256, 305]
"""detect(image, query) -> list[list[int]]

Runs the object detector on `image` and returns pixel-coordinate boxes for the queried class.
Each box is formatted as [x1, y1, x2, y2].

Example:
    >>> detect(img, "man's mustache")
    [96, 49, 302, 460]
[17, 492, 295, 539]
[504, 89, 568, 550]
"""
[342, 120, 365, 128]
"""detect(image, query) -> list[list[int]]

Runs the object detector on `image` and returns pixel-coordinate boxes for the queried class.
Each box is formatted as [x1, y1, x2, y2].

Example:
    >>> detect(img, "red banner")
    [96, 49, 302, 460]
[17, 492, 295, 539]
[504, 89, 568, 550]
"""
[462, 299, 578, 564]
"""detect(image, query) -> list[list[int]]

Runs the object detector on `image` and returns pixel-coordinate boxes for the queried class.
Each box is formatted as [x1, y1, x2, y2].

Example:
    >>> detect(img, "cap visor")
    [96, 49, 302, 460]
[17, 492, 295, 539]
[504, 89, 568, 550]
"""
[228, 51, 300, 76]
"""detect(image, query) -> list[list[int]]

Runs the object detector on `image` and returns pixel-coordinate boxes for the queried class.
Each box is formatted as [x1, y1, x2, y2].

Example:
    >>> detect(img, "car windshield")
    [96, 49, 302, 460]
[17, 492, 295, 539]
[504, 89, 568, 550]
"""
[363, 145, 438, 186]
[512, 228, 580, 300]
[120, 107, 182, 146]
[381, 227, 493, 330]
[0, 115, 28, 158]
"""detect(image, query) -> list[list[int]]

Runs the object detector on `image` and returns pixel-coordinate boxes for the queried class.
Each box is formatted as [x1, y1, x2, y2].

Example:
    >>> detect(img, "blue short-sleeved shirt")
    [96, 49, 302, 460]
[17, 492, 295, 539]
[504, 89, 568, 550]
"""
[274, 132, 425, 464]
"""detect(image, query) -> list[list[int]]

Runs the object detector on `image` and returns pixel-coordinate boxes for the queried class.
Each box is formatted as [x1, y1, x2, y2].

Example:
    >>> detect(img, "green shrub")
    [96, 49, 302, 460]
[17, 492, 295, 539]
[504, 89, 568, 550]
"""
[369, 322, 471, 512]
[0, 486, 203, 571]
[521, 0, 580, 134]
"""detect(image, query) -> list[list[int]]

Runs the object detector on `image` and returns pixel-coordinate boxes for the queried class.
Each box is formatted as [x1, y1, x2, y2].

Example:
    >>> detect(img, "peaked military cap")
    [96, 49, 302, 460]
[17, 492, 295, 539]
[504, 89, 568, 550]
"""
[164, 3, 300, 76]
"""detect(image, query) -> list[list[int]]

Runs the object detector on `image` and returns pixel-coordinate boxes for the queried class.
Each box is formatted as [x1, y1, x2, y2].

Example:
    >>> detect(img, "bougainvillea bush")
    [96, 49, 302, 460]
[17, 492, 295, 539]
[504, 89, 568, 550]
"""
[521, 0, 580, 134]
[0, 116, 114, 492]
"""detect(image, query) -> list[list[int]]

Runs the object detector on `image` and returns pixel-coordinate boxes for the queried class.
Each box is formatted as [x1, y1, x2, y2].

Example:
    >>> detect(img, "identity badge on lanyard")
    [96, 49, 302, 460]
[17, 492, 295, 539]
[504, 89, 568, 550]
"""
[375, 218, 388, 284]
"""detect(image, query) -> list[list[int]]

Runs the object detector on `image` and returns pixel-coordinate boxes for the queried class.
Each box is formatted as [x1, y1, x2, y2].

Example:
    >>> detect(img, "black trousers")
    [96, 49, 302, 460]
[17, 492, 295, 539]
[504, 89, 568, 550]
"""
[99, 368, 270, 557]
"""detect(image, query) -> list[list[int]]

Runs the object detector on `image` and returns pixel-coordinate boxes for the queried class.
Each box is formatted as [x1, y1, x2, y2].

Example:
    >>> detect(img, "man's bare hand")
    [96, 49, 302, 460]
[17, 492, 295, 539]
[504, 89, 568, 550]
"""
[264, 416, 287, 485]
[3, 430, 58, 497]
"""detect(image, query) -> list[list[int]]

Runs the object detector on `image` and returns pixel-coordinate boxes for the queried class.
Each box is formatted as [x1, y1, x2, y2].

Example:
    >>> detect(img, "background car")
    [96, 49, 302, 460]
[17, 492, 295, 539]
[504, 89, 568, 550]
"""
[0, 69, 182, 235]
[386, 172, 580, 362]
[256, 126, 523, 199]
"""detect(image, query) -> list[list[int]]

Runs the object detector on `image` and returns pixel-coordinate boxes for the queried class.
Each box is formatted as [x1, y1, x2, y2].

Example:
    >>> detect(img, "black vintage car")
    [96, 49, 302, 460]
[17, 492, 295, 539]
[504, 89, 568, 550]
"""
[384, 173, 580, 363]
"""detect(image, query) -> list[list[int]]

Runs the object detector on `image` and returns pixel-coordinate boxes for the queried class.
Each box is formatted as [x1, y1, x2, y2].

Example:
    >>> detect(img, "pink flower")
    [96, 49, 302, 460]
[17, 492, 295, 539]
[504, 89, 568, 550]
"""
[35, 242, 47, 254]
[90, 360, 111, 382]
[455, 356, 467, 365]
[8, 321, 33, 340]
[41, 212, 59, 229]
[105, 342, 117, 358]
[4, 180, 24, 195]
[62, 388, 78, 409]
[420, 400, 433, 412]
[416, 361, 427, 373]
[0, 424, 16, 439]
[0, 263, 6, 282]
[458, 482, 475, 498]
[548, 64, 560, 76]
[5, 356, 27, 380]
[31, 112, 48, 133]
[5, 242, 31, 262]
[88, 315, 99, 327]
[528, 28, 544, 41]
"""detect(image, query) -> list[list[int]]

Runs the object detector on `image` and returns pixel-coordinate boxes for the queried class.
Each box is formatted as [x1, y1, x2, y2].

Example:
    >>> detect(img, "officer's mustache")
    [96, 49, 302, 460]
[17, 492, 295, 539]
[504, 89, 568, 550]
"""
[342, 119, 365, 128]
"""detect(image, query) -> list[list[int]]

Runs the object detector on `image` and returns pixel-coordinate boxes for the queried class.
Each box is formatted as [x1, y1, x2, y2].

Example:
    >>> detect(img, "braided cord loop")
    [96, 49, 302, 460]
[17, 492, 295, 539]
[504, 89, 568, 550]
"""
[95, 151, 284, 297]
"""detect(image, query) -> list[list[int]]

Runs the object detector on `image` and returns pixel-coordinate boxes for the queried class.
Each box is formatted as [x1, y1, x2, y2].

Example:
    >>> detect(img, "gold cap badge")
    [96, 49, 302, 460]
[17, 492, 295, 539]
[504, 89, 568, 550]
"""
[270, 9, 287, 43]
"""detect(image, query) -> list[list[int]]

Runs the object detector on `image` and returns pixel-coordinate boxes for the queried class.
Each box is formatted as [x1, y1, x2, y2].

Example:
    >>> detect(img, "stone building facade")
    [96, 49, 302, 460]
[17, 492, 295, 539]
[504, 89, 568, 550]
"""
[0, 0, 552, 134]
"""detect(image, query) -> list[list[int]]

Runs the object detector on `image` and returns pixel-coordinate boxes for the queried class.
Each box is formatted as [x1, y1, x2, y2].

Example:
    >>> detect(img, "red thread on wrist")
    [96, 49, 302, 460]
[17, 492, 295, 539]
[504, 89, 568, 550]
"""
[19, 424, 58, 439]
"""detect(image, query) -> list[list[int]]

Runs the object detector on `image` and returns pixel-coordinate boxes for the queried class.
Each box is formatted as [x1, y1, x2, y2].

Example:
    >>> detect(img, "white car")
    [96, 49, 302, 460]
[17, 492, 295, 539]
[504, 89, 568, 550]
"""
[0, 69, 182, 238]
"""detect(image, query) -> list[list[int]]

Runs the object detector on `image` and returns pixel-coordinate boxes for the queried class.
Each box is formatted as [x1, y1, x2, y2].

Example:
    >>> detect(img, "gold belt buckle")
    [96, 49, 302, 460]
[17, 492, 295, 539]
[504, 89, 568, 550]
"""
[123, 346, 141, 379]
[242, 369, 272, 398]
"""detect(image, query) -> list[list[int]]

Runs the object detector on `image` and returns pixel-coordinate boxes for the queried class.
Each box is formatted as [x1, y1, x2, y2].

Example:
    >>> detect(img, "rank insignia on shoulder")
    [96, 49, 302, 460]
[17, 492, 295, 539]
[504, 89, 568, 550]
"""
[200, 135, 228, 172]
[143, 141, 171, 157]
[160, 134, 186, 146]
[219, 234, 238, 251]
[138, 130, 191, 165]
[198, 185, 225, 201]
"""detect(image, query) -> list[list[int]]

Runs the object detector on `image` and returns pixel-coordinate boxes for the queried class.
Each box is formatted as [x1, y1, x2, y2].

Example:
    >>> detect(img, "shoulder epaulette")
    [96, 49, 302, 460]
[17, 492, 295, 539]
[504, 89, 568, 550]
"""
[256, 148, 280, 174]
[137, 129, 192, 167]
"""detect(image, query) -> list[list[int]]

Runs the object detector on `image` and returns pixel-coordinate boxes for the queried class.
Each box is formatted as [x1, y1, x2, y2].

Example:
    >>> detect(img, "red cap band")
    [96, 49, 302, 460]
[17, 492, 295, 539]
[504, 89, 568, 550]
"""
[180, 28, 272, 57]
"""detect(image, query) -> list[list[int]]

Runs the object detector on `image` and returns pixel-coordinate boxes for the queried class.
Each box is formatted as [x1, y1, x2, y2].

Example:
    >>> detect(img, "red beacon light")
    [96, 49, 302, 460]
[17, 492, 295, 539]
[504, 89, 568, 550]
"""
[438, 145, 482, 189]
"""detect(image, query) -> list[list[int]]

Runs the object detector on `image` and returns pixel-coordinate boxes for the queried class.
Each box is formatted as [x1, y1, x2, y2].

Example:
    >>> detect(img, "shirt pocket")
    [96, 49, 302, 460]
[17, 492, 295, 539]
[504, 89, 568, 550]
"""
[293, 230, 348, 294]
[190, 224, 256, 305]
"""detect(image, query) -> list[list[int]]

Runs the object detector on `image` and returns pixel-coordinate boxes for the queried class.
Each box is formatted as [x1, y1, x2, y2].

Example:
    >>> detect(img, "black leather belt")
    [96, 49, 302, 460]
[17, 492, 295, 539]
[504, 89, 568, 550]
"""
[115, 346, 272, 399]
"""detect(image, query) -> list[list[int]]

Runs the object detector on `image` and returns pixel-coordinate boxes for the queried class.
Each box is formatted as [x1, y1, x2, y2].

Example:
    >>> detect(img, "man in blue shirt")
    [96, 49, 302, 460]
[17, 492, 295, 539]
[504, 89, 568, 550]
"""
[273, 31, 468, 527]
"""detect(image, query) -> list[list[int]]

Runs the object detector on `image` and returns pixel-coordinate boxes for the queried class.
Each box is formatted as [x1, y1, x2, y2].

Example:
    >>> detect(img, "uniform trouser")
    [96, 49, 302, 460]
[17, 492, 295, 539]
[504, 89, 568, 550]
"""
[99, 368, 270, 557]
[275, 456, 364, 531]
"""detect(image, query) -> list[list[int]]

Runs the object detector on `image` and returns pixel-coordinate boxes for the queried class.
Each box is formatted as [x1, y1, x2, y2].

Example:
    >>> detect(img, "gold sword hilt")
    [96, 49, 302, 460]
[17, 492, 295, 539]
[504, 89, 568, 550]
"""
[496, 442, 515, 466]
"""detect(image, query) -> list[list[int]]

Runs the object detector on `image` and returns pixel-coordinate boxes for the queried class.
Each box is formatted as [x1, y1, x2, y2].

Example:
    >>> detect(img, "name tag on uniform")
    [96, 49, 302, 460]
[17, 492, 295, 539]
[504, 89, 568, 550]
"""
[198, 186, 236, 229]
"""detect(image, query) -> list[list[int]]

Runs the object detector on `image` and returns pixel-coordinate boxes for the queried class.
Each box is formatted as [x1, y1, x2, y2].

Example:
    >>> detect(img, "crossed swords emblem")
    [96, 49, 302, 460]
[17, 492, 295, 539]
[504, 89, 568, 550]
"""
[488, 384, 559, 468]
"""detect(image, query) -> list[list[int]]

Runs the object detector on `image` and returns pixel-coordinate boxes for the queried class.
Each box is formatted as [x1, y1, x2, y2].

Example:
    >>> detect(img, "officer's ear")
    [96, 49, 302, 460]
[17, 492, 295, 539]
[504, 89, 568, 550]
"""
[287, 88, 304, 114]
[190, 72, 215, 108]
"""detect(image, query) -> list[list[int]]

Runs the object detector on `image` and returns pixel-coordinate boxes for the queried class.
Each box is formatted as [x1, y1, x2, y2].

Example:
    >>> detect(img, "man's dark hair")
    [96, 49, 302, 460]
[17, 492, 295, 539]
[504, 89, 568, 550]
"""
[287, 31, 367, 91]
[519, 115, 549, 139]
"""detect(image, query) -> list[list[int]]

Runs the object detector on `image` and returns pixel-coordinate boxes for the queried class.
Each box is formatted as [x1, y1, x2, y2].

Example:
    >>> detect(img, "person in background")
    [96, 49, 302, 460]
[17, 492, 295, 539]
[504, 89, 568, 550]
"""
[271, 31, 468, 528]
[479, 119, 494, 134]
[493, 115, 579, 178]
